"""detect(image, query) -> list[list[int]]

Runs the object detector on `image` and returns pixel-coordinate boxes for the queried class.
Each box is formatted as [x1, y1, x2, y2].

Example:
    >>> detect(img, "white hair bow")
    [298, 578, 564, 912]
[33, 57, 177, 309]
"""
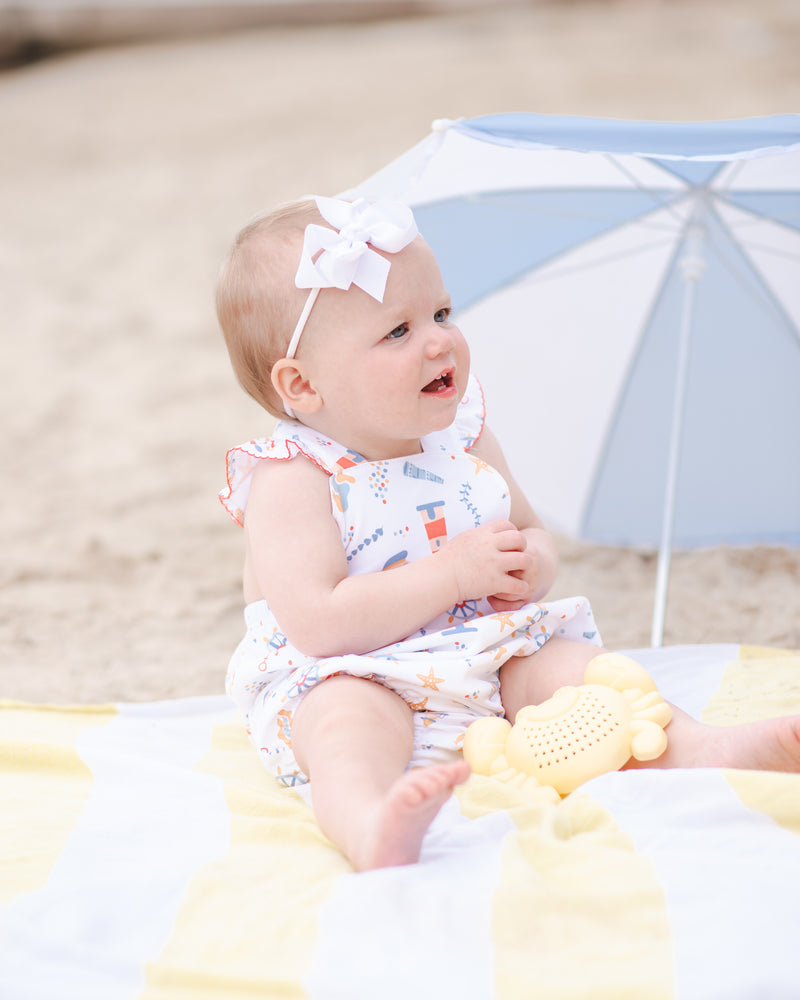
[294, 196, 419, 303]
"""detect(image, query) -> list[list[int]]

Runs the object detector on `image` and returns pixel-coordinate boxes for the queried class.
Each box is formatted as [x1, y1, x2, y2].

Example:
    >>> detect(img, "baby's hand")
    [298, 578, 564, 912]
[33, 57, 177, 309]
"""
[486, 530, 552, 612]
[440, 521, 532, 606]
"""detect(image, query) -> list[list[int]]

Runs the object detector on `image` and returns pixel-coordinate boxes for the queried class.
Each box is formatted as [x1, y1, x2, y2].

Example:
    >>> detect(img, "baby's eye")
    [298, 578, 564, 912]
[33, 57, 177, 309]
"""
[434, 308, 451, 323]
[385, 323, 409, 341]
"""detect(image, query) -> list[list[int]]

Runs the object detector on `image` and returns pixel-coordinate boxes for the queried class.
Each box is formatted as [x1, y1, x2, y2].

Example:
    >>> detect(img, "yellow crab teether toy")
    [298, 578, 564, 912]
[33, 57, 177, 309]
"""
[463, 653, 673, 797]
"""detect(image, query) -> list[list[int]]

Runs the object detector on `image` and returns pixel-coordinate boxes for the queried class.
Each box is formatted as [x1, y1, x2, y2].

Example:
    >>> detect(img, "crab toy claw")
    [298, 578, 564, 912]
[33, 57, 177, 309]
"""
[463, 653, 673, 797]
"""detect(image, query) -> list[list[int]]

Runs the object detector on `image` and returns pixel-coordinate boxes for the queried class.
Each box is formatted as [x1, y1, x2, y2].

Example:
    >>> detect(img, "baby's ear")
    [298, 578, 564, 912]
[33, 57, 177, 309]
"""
[270, 358, 322, 414]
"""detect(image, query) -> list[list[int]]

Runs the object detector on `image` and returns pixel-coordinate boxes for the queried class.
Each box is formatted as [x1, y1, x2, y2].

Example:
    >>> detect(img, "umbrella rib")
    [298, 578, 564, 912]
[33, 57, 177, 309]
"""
[519, 235, 677, 287]
[706, 202, 800, 344]
[728, 240, 800, 264]
[713, 159, 747, 191]
[713, 209, 800, 263]
[713, 191, 800, 234]
[463, 188, 681, 229]
[603, 153, 689, 226]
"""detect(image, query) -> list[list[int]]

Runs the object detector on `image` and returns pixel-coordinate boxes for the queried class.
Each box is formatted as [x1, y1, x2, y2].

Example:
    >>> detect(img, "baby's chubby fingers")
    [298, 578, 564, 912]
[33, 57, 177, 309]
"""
[484, 520, 528, 552]
[496, 560, 533, 596]
[486, 594, 528, 613]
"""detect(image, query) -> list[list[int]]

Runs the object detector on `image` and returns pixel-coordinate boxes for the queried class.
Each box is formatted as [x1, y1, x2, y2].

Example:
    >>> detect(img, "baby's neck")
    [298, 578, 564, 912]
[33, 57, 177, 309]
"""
[347, 438, 425, 463]
[291, 415, 423, 463]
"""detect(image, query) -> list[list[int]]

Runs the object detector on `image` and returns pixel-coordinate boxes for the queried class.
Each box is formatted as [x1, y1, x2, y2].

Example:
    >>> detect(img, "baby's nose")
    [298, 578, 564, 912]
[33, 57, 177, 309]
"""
[424, 323, 456, 357]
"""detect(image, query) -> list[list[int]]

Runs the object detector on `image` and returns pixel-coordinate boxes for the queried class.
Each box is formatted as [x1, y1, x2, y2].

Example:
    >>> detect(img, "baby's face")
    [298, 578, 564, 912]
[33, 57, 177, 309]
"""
[297, 238, 470, 460]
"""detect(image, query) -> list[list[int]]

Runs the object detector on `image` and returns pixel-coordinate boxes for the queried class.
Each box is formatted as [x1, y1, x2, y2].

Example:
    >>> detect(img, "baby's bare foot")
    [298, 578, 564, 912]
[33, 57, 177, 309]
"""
[711, 715, 800, 772]
[628, 710, 800, 773]
[353, 761, 471, 871]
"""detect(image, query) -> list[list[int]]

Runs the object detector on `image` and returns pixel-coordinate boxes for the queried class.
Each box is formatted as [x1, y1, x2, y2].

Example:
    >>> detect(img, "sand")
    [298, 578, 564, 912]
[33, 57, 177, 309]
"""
[2, 0, 799, 705]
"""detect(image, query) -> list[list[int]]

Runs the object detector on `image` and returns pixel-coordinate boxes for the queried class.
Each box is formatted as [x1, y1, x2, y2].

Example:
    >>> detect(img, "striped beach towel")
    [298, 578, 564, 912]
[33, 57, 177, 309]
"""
[2, 644, 799, 999]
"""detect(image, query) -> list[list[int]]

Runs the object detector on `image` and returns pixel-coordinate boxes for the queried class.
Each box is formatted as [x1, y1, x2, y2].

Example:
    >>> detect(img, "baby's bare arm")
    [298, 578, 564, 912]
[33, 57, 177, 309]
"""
[244, 458, 530, 658]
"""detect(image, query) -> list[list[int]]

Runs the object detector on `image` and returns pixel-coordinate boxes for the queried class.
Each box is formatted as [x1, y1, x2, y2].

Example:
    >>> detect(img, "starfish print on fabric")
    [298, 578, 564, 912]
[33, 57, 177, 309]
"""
[406, 696, 430, 712]
[467, 454, 491, 475]
[416, 666, 446, 691]
[491, 611, 518, 631]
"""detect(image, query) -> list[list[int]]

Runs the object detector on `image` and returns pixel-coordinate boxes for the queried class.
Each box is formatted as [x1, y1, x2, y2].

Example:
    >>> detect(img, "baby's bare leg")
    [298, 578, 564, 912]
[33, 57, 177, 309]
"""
[499, 637, 800, 773]
[291, 675, 469, 871]
[499, 636, 601, 720]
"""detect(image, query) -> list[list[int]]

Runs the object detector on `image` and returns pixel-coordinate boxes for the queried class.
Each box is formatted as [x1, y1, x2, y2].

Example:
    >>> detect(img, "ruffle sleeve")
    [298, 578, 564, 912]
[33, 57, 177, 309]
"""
[422, 374, 486, 455]
[219, 423, 339, 527]
[454, 374, 486, 451]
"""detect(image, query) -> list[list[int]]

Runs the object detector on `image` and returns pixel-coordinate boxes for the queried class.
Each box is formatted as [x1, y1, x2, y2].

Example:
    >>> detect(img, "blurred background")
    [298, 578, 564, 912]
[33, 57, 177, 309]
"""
[2, 0, 799, 703]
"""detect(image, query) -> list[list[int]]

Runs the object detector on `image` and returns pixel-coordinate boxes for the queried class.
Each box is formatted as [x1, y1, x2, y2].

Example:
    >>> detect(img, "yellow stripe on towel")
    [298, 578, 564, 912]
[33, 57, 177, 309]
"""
[0, 702, 116, 904]
[458, 777, 674, 1000]
[141, 718, 345, 1000]
[699, 645, 800, 838]
[713, 645, 800, 837]
[725, 770, 800, 838]
[702, 646, 800, 726]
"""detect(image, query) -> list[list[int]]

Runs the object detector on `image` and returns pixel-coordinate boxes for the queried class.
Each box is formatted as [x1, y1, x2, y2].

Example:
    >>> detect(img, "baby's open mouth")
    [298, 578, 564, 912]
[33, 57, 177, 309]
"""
[422, 371, 454, 393]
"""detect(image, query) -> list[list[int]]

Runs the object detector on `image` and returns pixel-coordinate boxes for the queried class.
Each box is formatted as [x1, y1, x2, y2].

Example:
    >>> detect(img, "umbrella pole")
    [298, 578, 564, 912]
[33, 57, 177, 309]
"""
[651, 219, 707, 647]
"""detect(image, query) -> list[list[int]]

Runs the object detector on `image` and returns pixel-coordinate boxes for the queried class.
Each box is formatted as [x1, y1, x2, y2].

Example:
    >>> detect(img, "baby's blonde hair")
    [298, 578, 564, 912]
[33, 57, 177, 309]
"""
[215, 199, 322, 417]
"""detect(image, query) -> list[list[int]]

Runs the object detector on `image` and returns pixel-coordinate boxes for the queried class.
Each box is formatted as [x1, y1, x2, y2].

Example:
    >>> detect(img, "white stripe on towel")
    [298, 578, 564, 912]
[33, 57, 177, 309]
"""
[306, 795, 515, 1000]
[0, 699, 233, 1000]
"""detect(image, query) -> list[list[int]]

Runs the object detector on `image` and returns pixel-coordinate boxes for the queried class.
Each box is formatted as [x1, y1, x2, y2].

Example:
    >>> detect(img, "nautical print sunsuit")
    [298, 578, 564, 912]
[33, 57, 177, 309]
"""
[220, 376, 599, 789]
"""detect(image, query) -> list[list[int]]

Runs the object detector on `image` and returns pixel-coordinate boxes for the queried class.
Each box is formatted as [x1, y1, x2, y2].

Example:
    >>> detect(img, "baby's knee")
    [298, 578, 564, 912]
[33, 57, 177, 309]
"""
[295, 675, 413, 746]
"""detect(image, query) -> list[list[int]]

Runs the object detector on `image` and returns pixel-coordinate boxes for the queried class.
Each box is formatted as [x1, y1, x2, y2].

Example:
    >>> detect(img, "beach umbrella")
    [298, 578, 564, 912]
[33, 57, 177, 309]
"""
[346, 114, 800, 645]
